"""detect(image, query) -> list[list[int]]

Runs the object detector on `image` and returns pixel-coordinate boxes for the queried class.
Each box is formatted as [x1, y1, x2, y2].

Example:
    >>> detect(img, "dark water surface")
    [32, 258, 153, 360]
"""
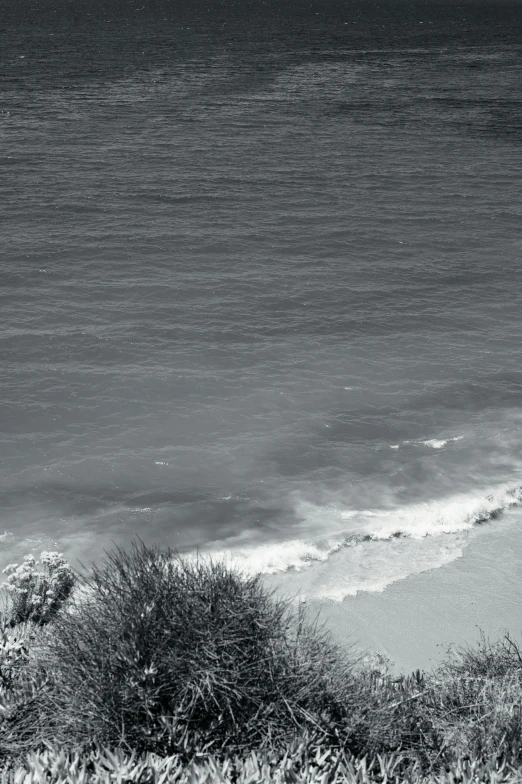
[1, 0, 522, 598]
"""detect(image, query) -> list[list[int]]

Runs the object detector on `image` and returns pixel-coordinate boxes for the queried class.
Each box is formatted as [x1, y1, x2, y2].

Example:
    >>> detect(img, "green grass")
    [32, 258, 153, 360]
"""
[2, 541, 522, 778]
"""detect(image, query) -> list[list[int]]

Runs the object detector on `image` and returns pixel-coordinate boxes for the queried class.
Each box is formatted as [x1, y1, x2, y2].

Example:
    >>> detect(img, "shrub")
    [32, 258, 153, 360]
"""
[0, 619, 30, 690]
[440, 632, 522, 680]
[422, 634, 522, 764]
[0, 553, 75, 762]
[31, 542, 360, 757]
[0, 617, 50, 764]
[1, 552, 76, 627]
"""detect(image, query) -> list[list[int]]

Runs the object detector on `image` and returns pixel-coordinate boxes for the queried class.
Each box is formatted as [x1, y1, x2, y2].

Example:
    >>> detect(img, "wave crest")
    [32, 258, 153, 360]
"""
[211, 484, 522, 577]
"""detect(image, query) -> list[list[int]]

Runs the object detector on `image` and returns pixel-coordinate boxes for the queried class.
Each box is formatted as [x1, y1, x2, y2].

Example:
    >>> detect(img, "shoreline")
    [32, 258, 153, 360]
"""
[306, 508, 522, 674]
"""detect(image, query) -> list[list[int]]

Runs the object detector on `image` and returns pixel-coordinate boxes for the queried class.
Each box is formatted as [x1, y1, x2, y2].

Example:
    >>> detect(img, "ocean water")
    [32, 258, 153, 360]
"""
[1, 0, 522, 601]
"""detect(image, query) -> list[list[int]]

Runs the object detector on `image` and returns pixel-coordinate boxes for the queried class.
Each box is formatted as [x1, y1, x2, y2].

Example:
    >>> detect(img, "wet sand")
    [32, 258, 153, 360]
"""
[309, 508, 522, 674]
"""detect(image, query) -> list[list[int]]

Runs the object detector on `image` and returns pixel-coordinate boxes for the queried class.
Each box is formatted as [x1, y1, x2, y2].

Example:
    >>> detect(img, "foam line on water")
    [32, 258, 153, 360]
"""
[208, 484, 522, 577]
[390, 435, 464, 450]
[268, 533, 468, 601]
[348, 484, 522, 541]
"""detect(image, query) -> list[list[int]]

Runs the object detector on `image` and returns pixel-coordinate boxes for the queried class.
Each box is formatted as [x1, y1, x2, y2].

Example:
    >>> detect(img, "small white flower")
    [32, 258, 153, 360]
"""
[15, 571, 33, 583]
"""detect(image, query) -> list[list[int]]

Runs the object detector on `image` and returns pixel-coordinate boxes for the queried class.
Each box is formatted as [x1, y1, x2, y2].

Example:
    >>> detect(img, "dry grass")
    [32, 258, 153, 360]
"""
[422, 634, 522, 763]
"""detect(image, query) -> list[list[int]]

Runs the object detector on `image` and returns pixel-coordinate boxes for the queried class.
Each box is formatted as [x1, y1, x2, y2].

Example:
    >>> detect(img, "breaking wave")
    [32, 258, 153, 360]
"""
[209, 484, 522, 578]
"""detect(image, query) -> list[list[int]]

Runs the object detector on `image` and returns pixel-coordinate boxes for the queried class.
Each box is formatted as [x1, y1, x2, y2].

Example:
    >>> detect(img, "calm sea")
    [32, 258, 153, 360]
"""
[1, 0, 522, 600]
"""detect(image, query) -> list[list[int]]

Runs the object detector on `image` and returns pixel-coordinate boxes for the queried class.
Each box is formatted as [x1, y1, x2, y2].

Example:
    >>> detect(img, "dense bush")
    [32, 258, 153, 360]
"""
[25, 542, 367, 757]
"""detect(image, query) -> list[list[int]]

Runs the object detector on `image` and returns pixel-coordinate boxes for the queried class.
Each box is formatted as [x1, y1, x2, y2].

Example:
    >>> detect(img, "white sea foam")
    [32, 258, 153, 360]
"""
[207, 485, 522, 588]
[353, 485, 522, 540]
[421, 436, 464, 449]
[268, 534, 466, 601]
[421, 439, 448, 449]
[210, 538, 344, 576]
[392, 435, 464, 450]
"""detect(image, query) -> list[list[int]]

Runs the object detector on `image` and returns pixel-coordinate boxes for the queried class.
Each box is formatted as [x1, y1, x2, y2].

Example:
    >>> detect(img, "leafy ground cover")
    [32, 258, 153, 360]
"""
[1, 743, 520, 784]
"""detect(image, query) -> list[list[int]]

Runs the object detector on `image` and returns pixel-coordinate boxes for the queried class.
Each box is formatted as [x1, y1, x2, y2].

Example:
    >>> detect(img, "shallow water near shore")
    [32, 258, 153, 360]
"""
[1, 0, 522, 647]
[305, 506, 522, 673]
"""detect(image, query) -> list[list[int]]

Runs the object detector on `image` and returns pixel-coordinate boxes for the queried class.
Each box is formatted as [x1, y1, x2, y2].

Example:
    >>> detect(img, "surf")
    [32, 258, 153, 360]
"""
[205, 484, 522, 586]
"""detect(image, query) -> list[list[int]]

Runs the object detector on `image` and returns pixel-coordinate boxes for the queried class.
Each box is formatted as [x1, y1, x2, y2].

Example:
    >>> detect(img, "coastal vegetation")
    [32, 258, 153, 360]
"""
[1, 541, 522, 782]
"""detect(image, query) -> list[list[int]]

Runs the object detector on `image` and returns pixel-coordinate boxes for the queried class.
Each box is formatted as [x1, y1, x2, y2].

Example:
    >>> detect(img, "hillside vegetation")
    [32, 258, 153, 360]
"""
[1, 541, 522, 782]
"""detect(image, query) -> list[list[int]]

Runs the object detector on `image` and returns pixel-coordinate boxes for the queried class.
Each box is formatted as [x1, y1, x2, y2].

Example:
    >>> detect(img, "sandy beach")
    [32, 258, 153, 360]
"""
[306, 508, 522, 674]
